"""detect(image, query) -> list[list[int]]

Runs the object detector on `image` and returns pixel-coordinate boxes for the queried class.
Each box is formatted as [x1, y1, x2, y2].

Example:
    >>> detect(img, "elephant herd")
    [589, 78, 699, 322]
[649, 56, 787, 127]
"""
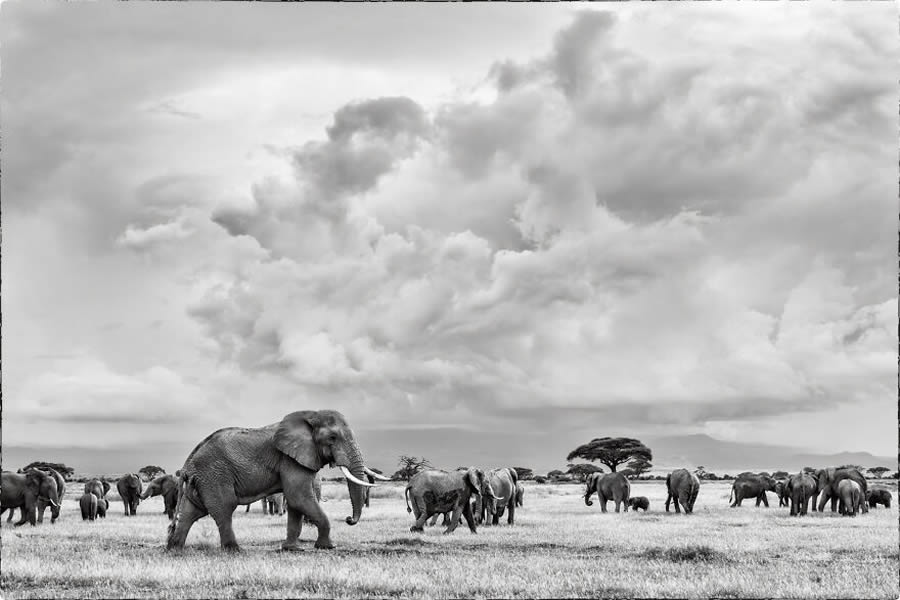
[0, 468, 188, 525]
[1, 411, 895, 556]
[732, 468, 893, 517]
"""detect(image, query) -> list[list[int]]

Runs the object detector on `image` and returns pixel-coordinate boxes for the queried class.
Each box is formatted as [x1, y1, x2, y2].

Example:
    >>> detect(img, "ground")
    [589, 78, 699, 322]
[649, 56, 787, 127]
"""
[1, 480, 897, 598]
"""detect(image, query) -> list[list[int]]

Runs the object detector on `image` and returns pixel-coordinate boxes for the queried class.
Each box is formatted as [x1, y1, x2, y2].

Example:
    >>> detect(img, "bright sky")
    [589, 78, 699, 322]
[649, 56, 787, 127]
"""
[2, 2, 896, 474]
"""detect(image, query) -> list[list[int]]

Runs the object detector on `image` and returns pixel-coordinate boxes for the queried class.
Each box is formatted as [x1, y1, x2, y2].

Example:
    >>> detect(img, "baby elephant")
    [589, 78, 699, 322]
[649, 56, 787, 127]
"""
[627, 496, 650, 512]
[97, 498, 108, 518]
[866, 489, 892, 509]
[80, 493, 98, 521]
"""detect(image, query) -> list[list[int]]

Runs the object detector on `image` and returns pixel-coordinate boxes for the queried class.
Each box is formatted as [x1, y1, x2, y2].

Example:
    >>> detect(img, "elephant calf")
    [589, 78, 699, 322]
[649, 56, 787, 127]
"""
[866, 488, 892, 509]
[515, 481, 525, 507]
[80, 493, 98, 521]
[627, 496, 649, 512]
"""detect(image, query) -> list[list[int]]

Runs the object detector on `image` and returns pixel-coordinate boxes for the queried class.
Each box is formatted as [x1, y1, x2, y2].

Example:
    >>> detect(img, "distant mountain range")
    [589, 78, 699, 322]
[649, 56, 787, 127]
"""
[3, 432, 896, 478]
[644, 434, 897, 474]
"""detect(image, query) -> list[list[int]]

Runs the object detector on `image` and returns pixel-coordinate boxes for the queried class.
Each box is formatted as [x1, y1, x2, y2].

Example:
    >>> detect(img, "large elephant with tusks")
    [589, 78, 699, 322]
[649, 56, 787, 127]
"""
[166, 410, 388, 552]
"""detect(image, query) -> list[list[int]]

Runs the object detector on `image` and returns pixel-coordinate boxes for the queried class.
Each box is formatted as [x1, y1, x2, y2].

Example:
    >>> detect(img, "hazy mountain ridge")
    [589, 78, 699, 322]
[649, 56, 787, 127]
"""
[645, 434, 896, 474]
[4, 432, 895, 477]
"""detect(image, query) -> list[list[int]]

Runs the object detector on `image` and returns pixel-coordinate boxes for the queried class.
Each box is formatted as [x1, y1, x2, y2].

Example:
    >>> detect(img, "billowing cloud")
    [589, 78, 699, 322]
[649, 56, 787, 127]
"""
[3, 4, 896, 466]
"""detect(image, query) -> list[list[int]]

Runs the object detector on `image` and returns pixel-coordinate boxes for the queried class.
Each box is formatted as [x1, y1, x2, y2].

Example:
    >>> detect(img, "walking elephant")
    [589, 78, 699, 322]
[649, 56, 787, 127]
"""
[815, 468, 867, 514]
[167, 410, 387, 552]
[405, 467, 495, 534]
[729, 474, 776, 507]
[866, 489, 892, 509]
[117, 473, 143, 516]
[665, 469, 700, 514]
[786, 472, 817, 516]
[477, 468, 518, 526]
[80, 493, 99, 521]
[515, 481, 525, 507]
[628, 496, 649, 511]
[141, 474, 179, 520]
[837, 479, 862, 516]
[584, 472, 630, 513]
[0, 470, 61, 526]
[34, 468, 66, 524]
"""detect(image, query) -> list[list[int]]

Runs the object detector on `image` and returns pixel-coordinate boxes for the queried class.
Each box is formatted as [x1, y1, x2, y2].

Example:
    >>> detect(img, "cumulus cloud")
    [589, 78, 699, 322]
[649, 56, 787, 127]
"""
[5, 5, 895, 461]
[16, 358, 210, 426]
[192, 7, 895, 440]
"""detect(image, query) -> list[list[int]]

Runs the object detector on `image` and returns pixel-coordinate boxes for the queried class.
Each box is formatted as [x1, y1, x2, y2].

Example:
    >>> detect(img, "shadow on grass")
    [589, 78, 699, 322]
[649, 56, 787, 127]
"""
[638, 544, 730, 563]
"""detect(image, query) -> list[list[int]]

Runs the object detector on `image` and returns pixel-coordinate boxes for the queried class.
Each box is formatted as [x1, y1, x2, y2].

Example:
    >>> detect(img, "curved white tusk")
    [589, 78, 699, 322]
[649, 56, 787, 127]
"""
[340, 466, 375, 487]
[363, 467, 390, 481]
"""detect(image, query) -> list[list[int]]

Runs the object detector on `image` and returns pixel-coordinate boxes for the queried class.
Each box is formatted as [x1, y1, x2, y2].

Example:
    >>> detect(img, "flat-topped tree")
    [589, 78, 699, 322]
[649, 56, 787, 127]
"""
[138, 466, 166, 481]
[566, 463, 604, 482]
[566, 437, 653, 473]
[866, 466, 891, 479]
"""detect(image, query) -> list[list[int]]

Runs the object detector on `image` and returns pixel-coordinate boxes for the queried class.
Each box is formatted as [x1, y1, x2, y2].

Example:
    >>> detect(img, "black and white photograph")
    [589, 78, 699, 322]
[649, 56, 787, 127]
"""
[1, 1, 898, 598]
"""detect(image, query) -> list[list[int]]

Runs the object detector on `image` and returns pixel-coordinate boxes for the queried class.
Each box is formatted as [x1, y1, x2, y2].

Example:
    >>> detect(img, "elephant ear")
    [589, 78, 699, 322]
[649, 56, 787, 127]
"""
[508, 467, 518, 486]
[274, 411, 325, 472]
[102, 480, 111, 495]
[466, 468, 481, 495]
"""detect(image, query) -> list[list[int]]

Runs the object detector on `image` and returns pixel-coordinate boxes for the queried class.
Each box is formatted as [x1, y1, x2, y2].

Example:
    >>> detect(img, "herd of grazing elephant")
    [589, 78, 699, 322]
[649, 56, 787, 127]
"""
[0, 410, 895, 554]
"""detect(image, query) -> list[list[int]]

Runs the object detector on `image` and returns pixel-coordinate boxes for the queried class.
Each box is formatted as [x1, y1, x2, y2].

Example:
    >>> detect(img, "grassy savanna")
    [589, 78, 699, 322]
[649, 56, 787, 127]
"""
[2, 480, 897, 598]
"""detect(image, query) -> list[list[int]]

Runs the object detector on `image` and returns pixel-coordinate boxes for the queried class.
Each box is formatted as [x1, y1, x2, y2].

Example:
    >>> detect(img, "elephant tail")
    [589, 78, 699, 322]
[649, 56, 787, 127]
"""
[405, 486, 412, 513]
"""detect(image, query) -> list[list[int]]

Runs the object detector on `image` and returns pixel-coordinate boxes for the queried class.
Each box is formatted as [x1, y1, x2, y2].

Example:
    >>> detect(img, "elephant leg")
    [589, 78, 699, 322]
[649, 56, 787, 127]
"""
[680, 495, 691, 514]
[830, 495, 837, 513]
[673, 493, 682, 513]
[507, 499, 515, 524]
[411, 510, 430, 533]
[285, 479, 333, 550]
[167, 498, 207, 550]
[461, 500, 477, 534]
[36, 500, 47, 524]
[14, 504, 36, 527]
[282, 507, 305, 550]
[443, 504, 464, 535]
[665, 493, 671, 512]
[208, 498, 240, 551]
[427, 513, 439, 526]
[600, 495, 608, 513]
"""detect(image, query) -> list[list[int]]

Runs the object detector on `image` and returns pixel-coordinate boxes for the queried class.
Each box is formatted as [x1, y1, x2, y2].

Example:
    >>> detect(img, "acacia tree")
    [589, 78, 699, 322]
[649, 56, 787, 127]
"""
[23, 461, 75, 480]
[392, 456, 432, 481]
[138, 465, 166, 481]
[513, 467, 534, 481]
[566, 437, 653, 473]
[566, 463, 603, 482]
[866, 466, 891, 479]
[624, 457, 653, 479]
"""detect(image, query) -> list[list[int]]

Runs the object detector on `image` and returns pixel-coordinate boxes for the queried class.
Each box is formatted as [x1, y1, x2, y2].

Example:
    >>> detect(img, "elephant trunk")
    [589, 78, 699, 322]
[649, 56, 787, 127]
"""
[340, 442, 368, 526]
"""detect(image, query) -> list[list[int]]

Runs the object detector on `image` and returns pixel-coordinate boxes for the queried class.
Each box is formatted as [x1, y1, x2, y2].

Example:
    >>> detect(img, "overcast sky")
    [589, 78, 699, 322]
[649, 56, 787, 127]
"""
[2, 2, 896, 475]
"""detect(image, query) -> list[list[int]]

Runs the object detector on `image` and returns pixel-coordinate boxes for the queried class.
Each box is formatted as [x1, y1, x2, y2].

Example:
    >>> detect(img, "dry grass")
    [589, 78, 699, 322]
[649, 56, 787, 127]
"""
[2, 481, 897, 598]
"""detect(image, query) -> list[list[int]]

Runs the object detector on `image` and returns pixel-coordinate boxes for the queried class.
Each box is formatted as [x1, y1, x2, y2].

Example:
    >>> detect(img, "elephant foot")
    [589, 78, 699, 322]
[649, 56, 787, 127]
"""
[222, 543, 241, 553]
[281, 542, 304, 552]
[410, 526, 424, 533]
[314, 538, 335, 550]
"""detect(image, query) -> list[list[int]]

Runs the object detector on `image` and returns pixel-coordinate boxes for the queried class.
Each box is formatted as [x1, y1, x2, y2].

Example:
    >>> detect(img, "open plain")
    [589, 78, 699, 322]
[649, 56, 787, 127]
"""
[1, 479, 897, 599]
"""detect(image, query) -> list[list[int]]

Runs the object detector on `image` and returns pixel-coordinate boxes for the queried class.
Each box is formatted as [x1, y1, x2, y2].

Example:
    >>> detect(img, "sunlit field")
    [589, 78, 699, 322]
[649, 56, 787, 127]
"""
[2, 480, 897, 599]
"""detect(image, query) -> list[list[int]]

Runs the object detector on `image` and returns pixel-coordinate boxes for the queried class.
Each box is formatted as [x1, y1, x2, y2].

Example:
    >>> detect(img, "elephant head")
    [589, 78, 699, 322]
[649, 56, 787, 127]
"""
[465, 468, 496, 521]
[141, 474, 178, 500]
[584, 472, 602, 506]
[27, 470, 61, 518]
[273, 410, 385, 526]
